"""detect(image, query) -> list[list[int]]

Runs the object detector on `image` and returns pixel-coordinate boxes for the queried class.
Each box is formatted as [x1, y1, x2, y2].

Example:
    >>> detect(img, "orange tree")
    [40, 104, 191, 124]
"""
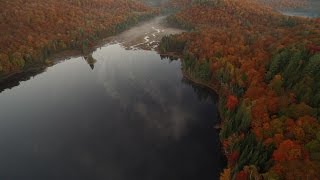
[0, 0, 157, 78]
[160, 0, 320, 179]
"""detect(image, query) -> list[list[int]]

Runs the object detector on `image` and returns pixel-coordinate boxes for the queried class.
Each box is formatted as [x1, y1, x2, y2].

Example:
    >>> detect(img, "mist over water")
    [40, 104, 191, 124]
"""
[0, 0, 319, 179]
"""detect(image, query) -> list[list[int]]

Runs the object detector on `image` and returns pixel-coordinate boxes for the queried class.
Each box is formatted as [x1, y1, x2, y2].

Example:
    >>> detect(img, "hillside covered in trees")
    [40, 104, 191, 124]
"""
[1, 0, 320, 179]
[0, 0, 156, 79]
[160, 0, 320, 179]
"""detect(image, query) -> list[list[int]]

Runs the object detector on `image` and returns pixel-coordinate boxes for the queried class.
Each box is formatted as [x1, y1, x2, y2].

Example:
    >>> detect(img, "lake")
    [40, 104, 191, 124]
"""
[0, 17, 225, 179]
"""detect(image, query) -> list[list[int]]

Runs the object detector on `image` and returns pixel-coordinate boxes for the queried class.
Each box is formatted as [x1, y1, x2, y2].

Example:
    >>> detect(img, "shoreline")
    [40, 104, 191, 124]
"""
[0, 14, 186, 88]
[0, 14, 158, 85]
[181, 69, 224, 125]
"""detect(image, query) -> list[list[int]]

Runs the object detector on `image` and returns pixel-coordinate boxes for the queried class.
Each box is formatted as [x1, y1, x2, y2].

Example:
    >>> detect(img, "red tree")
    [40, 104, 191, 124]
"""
[226, 95, 239, 111]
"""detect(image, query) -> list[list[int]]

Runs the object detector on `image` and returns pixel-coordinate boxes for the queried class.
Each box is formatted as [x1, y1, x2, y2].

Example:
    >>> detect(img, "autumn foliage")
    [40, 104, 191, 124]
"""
[226, 95, 239, 111]
[273, 140, 305, 161]
[160, 0, 320, 179]
[0, 0, 156, 78]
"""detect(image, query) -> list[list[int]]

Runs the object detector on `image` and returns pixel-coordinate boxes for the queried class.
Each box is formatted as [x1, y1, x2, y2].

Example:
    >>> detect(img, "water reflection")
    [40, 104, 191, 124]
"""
[84, 54, 97, 70]
[0, 68, 45, 93]
[0, 43, 224, 179]
[181, 77, 219, 102]
[160, 54, 179, 61]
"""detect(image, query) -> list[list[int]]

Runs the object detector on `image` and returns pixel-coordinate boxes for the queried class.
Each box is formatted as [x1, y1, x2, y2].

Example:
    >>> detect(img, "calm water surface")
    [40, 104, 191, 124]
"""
[1, 8, 317, 179]
[0, 42, 224, 179]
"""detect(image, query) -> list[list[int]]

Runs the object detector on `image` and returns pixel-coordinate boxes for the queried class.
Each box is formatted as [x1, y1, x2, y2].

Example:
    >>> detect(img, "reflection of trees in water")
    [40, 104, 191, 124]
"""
[84, 54, 97, 70]
[0, 53, 97, 93]
[181, 75, 222, 139]
[159, 52, 218, 102]
[181, 77, 218, 102]
[160, 54, 179, 62]
[0, 68, 45, 93]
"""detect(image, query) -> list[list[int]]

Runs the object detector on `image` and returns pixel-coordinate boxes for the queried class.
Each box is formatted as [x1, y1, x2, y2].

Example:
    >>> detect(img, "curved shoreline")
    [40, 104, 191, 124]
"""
[0, 16, 185, 93]
[0, 13, 157, 84]
[0, 15, 161, 84]
[181, 70, 225, 128]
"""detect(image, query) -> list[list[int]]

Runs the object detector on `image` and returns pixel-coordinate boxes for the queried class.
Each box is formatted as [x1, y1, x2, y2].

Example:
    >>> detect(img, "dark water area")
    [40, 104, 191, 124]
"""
[0, 43, 225, 179]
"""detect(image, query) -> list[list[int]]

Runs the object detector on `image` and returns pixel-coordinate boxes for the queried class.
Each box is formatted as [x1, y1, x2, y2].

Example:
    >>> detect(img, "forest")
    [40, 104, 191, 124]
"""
[1, 0, 320, 179]
[0, 0, 156, 79]
[160, 0, 320, 179]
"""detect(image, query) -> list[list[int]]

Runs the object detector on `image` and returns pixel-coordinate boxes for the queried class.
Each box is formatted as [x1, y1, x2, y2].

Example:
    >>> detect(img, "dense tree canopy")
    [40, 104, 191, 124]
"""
[160, 0, 320, 179]
[0, 0, 156, 77]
